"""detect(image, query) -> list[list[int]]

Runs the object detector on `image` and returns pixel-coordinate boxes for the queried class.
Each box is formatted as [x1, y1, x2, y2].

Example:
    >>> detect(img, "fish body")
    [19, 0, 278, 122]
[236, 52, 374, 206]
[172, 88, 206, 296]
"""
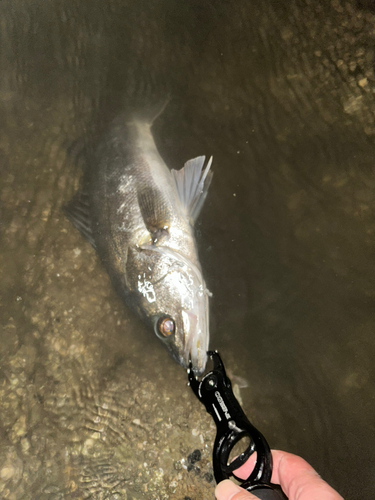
[65, 108, 212, 374]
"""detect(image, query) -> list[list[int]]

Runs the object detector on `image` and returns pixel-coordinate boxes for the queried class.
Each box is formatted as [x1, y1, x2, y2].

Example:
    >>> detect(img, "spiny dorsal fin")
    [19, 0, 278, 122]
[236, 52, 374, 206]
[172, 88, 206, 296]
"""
[63, 191, 96, 249]
[171, 156, 213, 225]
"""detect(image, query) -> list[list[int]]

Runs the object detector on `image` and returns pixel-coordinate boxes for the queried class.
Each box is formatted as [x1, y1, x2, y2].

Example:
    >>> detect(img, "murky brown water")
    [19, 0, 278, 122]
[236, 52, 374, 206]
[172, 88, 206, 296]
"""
[1, 1, 375, 499]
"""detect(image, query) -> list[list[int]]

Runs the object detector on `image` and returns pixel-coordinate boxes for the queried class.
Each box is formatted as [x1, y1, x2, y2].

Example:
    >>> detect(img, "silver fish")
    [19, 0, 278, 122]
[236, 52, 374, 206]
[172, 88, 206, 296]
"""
[65, 105, 213, 374]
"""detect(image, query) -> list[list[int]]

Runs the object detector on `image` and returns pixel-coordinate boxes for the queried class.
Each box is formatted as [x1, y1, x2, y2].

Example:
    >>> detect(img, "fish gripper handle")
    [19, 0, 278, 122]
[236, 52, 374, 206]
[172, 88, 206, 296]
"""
[187, 351, 285, 499]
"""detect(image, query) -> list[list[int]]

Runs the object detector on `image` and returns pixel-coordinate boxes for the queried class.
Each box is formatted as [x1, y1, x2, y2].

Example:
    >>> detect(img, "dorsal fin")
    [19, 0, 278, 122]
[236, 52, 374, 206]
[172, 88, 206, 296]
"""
[63, 190, 96, 249]
[171, 156, 213, 225]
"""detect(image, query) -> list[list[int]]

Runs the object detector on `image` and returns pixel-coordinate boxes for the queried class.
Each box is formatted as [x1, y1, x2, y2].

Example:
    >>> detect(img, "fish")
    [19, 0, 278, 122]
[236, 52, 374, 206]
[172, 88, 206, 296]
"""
[64, 103, 213, 374]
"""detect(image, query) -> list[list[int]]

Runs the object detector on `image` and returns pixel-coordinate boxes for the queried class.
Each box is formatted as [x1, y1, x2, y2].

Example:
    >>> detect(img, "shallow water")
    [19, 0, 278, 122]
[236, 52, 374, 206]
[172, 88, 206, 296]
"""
[1, 0, 375, 499]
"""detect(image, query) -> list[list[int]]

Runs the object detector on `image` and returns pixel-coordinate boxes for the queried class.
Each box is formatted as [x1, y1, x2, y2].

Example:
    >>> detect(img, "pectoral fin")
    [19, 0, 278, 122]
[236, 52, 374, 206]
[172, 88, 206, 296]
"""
[137, 186, 170, 243]
[63, 191, 96, 249]
[171, 156, 213, 225]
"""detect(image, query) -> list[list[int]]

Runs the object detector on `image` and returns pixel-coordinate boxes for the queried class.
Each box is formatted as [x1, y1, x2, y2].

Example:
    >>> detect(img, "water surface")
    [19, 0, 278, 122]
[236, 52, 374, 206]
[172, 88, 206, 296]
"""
[1, 1, 375, 499]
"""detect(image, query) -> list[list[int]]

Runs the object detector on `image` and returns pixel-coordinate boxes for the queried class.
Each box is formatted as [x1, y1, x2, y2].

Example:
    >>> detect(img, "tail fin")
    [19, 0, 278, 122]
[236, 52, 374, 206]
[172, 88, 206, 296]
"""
[129, 97, 170, 125]
[99, 73, 171, 127]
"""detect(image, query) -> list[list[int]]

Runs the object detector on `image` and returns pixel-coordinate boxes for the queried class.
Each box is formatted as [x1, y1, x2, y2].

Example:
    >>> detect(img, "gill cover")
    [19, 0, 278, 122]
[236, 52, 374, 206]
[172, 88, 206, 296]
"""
[145, 246, 211, 374]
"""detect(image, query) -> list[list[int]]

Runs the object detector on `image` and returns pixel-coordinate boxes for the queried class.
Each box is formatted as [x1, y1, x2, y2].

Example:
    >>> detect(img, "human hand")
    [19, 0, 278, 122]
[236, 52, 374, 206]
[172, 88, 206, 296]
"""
[215, 450, 344, 500]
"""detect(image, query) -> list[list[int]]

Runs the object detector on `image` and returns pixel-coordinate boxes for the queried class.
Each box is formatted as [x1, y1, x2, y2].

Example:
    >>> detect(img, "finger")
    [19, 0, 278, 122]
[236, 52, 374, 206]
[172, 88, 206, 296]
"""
[232, 453, 257, 479]
[215, 480, 258, 500]
[271, 450, 344, 500]
[226, 450, 343, 500]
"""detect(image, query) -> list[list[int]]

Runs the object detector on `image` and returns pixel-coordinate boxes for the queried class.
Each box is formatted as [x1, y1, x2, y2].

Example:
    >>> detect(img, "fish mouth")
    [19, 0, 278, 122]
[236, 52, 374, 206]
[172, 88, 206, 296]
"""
[173, 349, 206, 376]
[167, 335, 207, 375]
[188, 350, 208, 377]
[181, 309, 209, 376]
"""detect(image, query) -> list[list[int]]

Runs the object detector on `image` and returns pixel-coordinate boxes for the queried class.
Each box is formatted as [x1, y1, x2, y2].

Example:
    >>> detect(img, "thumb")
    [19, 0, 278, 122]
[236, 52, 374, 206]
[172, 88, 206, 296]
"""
[215, 480, 258, 500]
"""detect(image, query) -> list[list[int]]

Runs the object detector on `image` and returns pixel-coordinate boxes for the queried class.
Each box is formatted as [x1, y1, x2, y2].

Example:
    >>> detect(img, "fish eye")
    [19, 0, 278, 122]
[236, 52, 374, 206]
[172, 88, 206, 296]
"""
[156, 316, 175, 338]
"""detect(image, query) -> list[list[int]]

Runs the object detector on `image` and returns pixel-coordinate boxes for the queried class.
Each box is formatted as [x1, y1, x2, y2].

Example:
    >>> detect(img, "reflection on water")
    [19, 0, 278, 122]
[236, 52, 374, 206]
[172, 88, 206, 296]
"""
[1, 0, 375, 499]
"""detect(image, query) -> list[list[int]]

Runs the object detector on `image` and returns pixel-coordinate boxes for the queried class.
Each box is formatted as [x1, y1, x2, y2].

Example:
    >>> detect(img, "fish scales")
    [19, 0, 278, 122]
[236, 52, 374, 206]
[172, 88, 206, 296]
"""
[65, 107, 213, 374]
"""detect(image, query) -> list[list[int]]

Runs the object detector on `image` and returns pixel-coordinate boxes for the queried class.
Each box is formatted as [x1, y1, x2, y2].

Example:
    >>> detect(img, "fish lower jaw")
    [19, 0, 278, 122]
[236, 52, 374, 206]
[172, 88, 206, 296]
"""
[183, 347, 208, 377]
[167, 347, 206, 376]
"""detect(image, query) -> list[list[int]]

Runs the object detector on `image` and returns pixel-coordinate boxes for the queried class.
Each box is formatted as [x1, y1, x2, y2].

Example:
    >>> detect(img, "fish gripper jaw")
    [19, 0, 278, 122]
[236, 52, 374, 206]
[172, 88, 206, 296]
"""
[187, 351, 284, 499]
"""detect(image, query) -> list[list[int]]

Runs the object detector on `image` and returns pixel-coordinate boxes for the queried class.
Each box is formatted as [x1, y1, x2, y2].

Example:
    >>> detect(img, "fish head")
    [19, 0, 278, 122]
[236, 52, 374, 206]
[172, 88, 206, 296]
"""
[136, 247, 210, 375]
